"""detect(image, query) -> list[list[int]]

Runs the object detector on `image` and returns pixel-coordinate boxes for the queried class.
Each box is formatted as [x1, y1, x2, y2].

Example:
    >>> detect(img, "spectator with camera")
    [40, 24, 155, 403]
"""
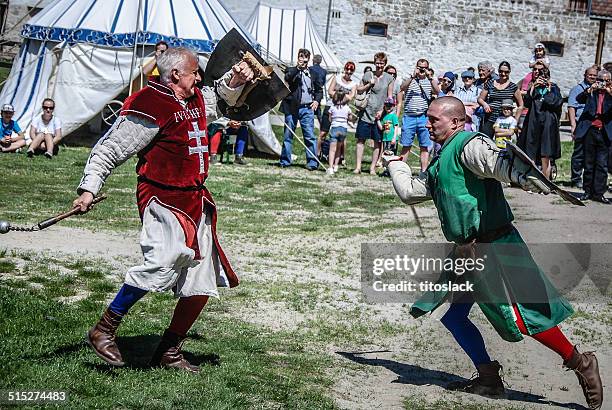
[568, 66, 599, 189]
[0, 104, 27, 153]
[517, 61, 547, 132]
[517, 66, 562, 180]
[353, 52, 395, 175]
[324, 61, 358, 167]
[396, 58, 440, 172]
[478, 61, 523, 139]
[279, 48, 324, 170]
[574, 69, 612, 203]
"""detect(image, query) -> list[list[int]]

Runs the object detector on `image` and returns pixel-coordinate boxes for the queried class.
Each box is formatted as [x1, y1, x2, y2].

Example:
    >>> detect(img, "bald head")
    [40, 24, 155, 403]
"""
[426, 96, 467, 144]
[430, 96, 466, 122]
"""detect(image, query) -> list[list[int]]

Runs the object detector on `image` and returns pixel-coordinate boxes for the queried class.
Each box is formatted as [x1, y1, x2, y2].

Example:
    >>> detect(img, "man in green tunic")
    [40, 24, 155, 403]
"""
[383, 96, 603, 409]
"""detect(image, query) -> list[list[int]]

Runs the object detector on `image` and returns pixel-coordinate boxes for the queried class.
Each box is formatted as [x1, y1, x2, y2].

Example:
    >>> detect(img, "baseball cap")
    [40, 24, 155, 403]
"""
[1, 103, 15, 113]
[534, 43, 545, 49]
[501, 99, 514, 108]
[443, 71, 455, 81]
[461, 70, 475, 78]
[384, 97, 396, 106]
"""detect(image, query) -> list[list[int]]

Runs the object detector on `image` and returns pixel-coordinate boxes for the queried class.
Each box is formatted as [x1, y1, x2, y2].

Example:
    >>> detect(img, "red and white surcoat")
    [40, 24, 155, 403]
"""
[78, 80, 241, 297]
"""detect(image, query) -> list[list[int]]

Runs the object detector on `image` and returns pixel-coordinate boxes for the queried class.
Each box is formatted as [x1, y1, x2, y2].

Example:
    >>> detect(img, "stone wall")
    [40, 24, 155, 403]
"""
[224, 0, 611, 95]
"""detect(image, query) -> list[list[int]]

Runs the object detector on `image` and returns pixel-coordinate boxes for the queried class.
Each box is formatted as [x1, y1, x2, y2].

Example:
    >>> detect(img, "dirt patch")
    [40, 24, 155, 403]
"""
[1, 186, 610, 410]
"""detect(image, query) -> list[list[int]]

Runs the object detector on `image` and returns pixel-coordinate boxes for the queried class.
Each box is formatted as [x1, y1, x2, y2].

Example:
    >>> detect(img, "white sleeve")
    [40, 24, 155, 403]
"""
[388, 160, 431, 205]
[214, 70, 246, 107]
[54, 117, 62, 130]
[460, 136, 511, 182]
[77, 114, 159, 195]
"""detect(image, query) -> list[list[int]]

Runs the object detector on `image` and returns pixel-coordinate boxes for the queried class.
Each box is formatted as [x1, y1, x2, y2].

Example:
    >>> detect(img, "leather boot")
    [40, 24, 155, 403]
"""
[448, 360, 505, 398]
[150, 329, 199, 373]
[86, 308, 124, 366]
[564, 347, 603, 409]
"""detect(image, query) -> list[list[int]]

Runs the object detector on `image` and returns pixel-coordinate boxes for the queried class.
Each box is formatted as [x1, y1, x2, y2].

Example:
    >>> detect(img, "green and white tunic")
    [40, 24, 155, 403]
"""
[388, 130, 574, 342]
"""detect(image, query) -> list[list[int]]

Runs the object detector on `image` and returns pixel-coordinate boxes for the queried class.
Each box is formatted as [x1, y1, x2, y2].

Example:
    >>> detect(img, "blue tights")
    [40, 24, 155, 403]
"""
[108, 284, 148, 315]
[440, 302, 491, 366]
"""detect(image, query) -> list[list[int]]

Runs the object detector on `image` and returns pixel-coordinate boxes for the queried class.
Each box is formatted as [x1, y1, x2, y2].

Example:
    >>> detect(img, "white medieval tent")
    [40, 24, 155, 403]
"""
[244, 2, 342, 73]
[0, 0, 281, 155]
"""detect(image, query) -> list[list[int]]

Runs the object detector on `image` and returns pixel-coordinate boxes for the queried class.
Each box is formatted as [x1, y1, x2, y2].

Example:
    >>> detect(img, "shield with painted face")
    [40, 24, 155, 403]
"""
[203, 28, 289, 121]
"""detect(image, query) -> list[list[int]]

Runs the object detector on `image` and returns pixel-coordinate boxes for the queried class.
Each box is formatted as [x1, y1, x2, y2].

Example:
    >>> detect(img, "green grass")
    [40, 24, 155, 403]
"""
[0, 286, 335, 409]
[0, 126, 417, 237]
[0, 254, 336, 409]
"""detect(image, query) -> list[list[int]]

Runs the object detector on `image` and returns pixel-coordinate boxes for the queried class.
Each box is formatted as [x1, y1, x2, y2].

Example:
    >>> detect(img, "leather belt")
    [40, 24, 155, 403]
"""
[476, 224, 514, 243]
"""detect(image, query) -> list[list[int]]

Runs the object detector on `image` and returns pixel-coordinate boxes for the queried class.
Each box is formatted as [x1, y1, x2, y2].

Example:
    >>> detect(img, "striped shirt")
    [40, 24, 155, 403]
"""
[403, 78, 432, 115]
[484, 80, 518, 123]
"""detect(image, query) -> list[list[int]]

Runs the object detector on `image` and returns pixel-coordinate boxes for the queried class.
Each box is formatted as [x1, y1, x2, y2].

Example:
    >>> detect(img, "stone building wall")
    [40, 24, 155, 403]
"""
[224, 0, 611, 94]
[4, 0, 610, 94]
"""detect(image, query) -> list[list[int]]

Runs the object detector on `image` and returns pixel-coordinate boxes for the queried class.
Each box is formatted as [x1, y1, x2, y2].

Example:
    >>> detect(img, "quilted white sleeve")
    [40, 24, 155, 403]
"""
[77, 115, 159, 195]
[388, 160, 431, 205]
[214, 70, 246, 107]
[460, 136, 511, 183]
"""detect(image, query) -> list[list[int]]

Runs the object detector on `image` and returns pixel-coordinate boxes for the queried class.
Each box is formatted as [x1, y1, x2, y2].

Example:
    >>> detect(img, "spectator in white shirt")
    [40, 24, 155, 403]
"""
[27, 98, 62, 158]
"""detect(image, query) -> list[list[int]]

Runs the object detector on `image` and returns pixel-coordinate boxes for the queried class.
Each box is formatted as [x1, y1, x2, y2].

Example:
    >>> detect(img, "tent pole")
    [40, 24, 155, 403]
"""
[128, 0, 144, 96]
[324, 0, 332, 43]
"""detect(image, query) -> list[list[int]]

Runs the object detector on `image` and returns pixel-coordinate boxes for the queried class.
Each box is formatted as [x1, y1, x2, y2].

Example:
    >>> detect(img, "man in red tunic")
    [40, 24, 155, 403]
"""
[73, 47, 253, 372]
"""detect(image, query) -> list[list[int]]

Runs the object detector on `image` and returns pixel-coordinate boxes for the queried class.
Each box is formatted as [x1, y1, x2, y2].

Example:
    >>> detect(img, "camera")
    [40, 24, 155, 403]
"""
[418, 68, 426, 74]
[594, 80, 605, 88]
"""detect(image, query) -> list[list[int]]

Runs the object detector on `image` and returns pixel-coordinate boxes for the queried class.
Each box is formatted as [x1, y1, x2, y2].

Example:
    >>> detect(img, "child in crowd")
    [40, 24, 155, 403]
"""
[327, 90, 356, 175]
[378, 97, 399, 155]
[493, 99, 517, 149]
[0, 104, 27, 153]
[529, 43, 550, 68]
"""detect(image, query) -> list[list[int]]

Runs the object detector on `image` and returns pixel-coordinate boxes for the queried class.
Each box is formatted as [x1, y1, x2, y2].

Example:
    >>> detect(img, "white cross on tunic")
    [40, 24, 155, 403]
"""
[188, 121, 208, 174]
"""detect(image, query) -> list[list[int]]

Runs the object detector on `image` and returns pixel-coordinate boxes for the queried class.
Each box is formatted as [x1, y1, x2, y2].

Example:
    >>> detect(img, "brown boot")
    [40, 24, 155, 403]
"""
[86, 308, 124, 366]
[150, 329, 199, 373]
[448, 360, 506, 398]
[564, 348, 603, 409]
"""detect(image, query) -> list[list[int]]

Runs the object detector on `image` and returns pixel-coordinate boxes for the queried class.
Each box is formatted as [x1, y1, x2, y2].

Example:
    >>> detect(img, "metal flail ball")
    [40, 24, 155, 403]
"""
[0, 195, 107, 234]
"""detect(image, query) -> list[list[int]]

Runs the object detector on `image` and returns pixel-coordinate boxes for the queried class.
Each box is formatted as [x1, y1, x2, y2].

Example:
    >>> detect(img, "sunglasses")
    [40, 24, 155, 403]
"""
[499, 70, 510, 74]
[43, 106, 55, 110]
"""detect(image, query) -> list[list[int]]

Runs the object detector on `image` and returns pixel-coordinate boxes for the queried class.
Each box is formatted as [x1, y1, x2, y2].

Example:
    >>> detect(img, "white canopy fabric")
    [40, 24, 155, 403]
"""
[245, 3, 342, 73]
[20, 0, 254, 53]
[0, 0, 281, 156]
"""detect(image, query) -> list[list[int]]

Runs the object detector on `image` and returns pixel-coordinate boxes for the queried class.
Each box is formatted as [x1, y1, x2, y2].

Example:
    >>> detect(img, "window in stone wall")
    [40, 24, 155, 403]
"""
[541, 41, 564, 57]
[566, 0, 588, 13]
[364, 22, 388, 37]
[332, 10, 341, 19]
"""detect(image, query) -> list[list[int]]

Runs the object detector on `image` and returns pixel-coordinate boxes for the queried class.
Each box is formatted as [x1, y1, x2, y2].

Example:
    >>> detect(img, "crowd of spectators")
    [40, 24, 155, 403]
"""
[3, 43, 611, 203]
[280, 44, 611, 203]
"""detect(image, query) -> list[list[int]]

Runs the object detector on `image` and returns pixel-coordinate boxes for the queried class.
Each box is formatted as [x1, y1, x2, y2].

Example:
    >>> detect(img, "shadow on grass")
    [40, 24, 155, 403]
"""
[337, 351, 587, 410]
[118, 334, 221, 370]
[21, 334, 220, 371]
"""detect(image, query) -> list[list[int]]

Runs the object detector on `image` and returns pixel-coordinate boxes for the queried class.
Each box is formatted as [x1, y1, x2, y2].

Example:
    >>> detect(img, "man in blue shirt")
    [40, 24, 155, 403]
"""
[568, 66, 598, 188]
[0, 104, 26, 153]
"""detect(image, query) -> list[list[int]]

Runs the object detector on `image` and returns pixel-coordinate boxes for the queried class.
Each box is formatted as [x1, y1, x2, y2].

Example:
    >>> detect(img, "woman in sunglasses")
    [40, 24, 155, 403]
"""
[477, 61, 524, 139]
[26, 98, 62, 158]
